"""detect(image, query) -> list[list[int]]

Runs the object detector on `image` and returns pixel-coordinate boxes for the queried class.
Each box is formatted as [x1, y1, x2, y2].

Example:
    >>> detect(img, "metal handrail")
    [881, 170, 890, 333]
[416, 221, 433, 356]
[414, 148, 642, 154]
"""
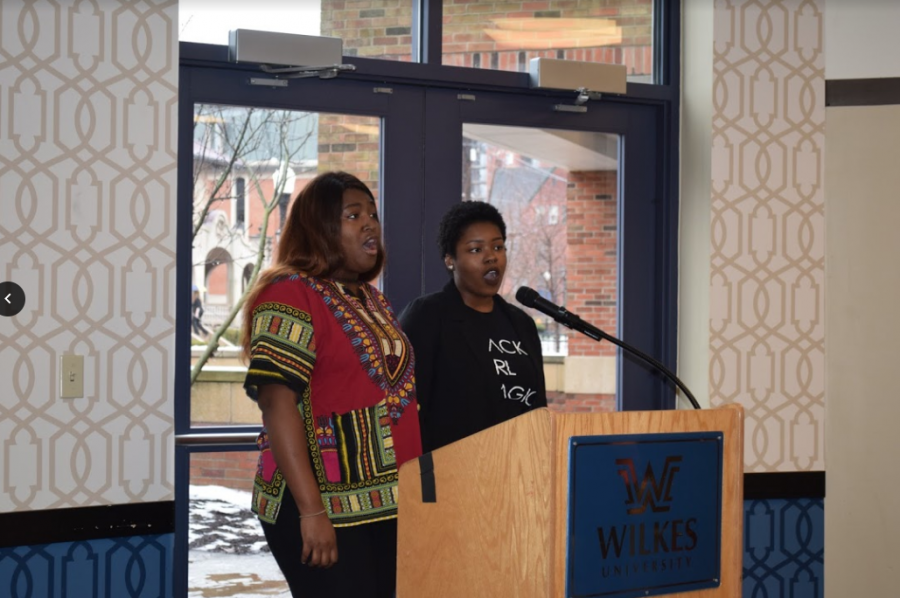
[175, 432, 259, 446]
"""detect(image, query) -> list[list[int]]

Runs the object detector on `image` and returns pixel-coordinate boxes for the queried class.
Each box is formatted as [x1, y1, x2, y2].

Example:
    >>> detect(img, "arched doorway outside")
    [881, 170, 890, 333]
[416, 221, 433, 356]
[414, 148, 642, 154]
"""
[203, 247, 233, 330]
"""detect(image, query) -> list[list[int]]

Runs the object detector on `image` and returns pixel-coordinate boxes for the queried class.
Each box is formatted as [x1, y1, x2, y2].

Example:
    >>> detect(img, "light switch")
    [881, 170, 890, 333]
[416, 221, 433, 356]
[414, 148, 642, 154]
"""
[60, 354, 84, 398]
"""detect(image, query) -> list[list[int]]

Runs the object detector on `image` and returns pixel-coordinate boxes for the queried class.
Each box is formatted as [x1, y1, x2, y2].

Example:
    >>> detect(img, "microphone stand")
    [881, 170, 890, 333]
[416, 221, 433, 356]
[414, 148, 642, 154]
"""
[518, 289, 701, 410]
[568, 319, 702, 410]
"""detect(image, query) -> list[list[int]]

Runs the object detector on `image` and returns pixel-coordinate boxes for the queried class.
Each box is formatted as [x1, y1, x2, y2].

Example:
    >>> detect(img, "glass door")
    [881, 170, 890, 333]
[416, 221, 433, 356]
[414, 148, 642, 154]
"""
[176, 64, 425, 597]
[422, 88, 677, 412]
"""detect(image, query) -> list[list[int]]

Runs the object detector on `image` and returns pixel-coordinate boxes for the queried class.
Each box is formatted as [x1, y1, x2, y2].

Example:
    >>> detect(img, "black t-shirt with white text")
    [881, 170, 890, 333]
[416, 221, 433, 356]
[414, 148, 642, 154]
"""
[470, 306, 543, 424]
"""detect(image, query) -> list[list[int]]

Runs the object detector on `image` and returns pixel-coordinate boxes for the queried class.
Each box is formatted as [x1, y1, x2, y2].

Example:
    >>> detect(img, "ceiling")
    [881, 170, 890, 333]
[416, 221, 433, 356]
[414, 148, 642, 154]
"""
[463, 123, 619, 171]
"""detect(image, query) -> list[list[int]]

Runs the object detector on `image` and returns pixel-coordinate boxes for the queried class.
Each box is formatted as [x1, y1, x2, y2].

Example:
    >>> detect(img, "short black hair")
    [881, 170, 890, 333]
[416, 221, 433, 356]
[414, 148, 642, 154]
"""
[437, 200, 507, 259]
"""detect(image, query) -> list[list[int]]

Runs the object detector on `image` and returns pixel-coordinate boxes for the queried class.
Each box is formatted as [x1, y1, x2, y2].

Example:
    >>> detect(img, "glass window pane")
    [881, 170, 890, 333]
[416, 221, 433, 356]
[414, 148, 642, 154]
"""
[443, 0, 654, 83]
[462, 124, 620, 411]
[179, 0, 415, 63]
[189, 450, 290, 597]
[190, 104, 381, 427]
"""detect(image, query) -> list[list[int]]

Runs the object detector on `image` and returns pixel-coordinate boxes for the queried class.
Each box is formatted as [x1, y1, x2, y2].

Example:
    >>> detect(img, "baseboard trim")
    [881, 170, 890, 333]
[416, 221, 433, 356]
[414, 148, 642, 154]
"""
[0, 500, 174, 548]
[0, 472, 825, 549]
[743, 471, 825, 500]
[827, 78, 900, 107]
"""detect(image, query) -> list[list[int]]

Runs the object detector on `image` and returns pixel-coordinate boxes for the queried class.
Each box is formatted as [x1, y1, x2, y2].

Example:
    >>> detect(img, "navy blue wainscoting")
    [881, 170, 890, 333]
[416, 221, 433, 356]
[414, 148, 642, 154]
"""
[0, 502, 823, 597]
[743, 499, 824, 598]
[0, 534, 173, 598]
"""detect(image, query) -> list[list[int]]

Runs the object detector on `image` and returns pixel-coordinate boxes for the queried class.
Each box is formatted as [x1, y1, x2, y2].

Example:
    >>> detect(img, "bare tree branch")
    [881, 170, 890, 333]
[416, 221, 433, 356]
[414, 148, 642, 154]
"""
[191, 107, 317, 384]
[192, 107, 257, 239]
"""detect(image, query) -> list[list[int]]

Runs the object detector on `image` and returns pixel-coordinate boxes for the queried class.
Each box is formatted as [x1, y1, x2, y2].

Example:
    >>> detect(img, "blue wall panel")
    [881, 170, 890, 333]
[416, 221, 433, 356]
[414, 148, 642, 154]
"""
[0, 534, 173, 598]
[743, 499, 824, 598]
[0, 501, 825, 597]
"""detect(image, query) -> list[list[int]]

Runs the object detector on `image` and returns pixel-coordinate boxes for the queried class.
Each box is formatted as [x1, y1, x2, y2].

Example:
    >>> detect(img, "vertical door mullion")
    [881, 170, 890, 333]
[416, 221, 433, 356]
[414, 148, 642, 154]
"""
[421, 89, 466, 294]
[413, 0, 443, 65]
[381, 86, 427, 312]
[617, 103, 674, 410]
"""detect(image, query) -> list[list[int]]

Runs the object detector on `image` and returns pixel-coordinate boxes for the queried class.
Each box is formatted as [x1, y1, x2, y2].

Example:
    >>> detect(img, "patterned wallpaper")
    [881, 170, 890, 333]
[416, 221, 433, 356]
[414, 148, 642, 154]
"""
[710, 0, 825, 472]
[0, 0, 178, 510]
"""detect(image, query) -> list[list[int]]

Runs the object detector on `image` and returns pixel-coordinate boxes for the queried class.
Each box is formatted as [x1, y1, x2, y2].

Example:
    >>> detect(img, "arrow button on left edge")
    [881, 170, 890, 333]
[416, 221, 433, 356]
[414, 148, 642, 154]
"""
[0, 282, 26, 317]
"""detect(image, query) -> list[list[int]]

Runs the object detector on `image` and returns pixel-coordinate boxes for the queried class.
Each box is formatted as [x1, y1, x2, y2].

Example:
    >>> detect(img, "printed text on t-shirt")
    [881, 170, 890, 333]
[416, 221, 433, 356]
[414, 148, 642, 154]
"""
[489, 338, 536, 406]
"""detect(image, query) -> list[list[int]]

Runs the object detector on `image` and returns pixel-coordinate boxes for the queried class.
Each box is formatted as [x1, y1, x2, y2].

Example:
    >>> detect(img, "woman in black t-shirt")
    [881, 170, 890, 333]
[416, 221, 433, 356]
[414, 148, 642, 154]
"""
[399, 201, 547, 452]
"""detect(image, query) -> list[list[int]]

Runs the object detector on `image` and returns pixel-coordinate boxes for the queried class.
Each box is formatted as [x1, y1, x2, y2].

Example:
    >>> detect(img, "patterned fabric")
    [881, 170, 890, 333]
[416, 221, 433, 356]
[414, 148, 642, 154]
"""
[316, 413, 341, 483]
[304, 392, 400, 524]
[302, 276, 414, 421]
[244, 302, 315, 399]
[244, 274, 421, 527]
[253, 420, 289, 524]
[334, 401, 396, 483]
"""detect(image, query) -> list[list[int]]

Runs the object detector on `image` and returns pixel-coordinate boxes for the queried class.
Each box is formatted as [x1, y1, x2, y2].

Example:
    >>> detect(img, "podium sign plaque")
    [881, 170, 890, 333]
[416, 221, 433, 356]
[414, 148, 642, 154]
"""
[567, 432, 724, 598]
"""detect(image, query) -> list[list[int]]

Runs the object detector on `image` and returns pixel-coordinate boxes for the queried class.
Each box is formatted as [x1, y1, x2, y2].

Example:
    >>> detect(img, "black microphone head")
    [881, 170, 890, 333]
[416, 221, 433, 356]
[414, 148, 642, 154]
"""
[515, 286, 539, 308]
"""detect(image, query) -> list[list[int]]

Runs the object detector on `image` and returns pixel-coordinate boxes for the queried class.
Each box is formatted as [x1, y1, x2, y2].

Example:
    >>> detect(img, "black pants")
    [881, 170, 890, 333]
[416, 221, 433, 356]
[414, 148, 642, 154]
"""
[261, 487, 398, 598]
[192, 316, 208, 336]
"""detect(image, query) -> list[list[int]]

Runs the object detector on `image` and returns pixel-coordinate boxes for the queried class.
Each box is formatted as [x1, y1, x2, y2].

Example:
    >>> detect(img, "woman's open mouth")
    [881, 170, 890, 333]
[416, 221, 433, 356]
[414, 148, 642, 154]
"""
[483, 269, 501, 285]
[363, 237, 379, 255]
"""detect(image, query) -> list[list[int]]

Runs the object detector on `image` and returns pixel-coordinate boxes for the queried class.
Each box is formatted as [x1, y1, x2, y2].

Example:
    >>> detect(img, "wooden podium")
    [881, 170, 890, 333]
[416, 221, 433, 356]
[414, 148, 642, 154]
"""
[397, 405, 743, 598]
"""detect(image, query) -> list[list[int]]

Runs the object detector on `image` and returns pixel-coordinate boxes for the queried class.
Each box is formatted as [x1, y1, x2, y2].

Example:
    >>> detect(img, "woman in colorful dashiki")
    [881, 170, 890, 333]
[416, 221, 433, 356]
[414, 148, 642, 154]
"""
[399, 201, 546, 453]
[240, 171, 421, 598]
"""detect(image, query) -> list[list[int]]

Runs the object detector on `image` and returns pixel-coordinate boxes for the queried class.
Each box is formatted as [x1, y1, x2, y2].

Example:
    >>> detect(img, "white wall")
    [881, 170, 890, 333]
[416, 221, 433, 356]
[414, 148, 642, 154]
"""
[823, 2, 900, 593]
[824, 2, 900, 594]
[826, 0, 900, 79]
[825, 104, 900, 597]
[678, 0, 714, 409]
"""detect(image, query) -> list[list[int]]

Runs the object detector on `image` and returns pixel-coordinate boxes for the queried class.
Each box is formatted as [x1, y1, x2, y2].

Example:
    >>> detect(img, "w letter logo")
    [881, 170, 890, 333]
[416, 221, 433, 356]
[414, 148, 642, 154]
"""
[616, 456, 683, 515]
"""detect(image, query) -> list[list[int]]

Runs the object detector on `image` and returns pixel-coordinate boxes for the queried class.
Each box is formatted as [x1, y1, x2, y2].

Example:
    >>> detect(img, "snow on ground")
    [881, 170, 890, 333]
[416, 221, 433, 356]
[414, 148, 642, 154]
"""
[189, 484, 290, 597]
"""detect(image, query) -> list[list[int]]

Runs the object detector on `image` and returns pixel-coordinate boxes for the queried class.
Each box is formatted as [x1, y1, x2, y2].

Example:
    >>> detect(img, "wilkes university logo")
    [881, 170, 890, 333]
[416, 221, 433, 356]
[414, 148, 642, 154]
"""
[616, 456, 683, 515]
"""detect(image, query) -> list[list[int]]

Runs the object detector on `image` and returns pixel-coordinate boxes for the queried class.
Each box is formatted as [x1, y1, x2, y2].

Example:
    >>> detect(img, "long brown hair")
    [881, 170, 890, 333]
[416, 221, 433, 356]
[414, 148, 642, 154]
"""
[240, 171, 384, 359]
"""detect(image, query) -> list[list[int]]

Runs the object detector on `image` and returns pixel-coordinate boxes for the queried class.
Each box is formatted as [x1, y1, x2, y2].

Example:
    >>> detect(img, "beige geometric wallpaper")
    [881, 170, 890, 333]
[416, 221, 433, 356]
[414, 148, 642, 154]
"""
[711, 0, 825, 472]
[0, 0, 177, 510]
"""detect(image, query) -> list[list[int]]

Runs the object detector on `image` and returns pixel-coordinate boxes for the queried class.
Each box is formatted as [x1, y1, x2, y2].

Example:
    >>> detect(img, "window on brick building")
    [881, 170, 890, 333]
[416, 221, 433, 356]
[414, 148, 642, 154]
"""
[278, 192, 291, 229]
[234, 177, 245, 229]
[442, 0, 655, 83]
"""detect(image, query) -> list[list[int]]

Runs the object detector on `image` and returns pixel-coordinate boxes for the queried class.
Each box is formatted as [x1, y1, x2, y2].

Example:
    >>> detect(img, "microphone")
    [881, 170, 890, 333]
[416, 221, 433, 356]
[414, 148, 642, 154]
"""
[515, 286, 701, 410]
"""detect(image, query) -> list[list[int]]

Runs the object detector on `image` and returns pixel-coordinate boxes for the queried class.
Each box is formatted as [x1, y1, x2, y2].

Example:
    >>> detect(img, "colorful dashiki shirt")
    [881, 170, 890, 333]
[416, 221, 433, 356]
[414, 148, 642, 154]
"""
[244, 274, 422, 527]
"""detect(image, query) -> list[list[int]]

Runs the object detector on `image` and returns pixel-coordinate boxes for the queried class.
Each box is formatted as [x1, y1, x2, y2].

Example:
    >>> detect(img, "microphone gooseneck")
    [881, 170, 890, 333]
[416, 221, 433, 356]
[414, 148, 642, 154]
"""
[515, 286, 701, 410]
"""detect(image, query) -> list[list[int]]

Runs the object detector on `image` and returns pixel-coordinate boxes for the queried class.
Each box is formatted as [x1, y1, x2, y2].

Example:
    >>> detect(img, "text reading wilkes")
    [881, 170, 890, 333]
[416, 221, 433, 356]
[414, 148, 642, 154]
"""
[597, 456, 698, 578]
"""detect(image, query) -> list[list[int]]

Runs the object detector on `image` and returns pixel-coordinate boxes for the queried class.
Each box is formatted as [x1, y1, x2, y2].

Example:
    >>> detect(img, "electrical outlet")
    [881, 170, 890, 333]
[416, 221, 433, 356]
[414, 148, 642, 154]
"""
[60, 354, 84, 398]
